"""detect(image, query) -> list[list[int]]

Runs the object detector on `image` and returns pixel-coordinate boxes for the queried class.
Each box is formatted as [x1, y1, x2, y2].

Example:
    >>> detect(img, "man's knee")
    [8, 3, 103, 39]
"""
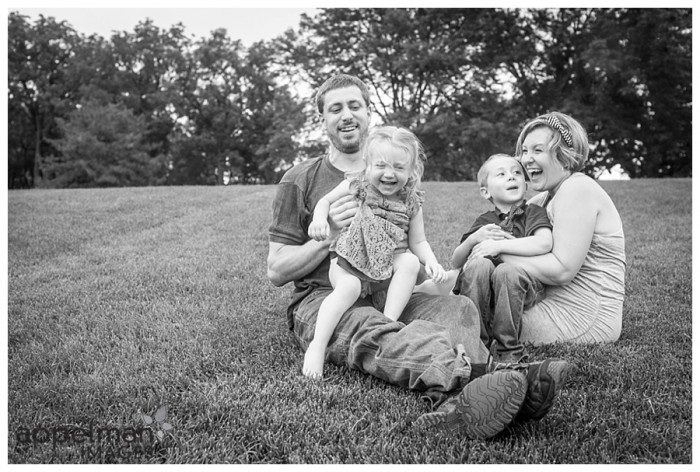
[441, 292, 479, 319]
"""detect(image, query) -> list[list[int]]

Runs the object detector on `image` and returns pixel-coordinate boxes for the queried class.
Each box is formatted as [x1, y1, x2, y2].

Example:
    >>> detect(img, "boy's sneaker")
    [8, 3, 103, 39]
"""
[414, 370, 527, 439]
[490, 358, 570, 422]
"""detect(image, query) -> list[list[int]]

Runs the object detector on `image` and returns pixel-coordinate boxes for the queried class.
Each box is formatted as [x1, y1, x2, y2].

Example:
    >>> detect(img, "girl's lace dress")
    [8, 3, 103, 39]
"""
[332, 175, 423, 281]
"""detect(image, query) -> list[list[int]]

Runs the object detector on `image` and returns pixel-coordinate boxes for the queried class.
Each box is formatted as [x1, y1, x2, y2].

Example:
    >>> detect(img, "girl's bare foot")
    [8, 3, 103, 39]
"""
[302, 340, 326, 380]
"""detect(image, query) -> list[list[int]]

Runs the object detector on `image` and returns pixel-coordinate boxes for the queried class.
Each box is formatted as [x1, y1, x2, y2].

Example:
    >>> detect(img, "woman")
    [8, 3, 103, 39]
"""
[497, 111, 626, 344]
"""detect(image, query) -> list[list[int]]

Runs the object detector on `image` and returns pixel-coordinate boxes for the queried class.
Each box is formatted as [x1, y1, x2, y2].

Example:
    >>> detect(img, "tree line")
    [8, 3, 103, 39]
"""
[7, 8, 691, 189]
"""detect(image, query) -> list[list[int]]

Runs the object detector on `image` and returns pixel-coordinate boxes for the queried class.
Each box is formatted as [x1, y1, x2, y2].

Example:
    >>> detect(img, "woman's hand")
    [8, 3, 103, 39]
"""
[472, 224, 514, 243]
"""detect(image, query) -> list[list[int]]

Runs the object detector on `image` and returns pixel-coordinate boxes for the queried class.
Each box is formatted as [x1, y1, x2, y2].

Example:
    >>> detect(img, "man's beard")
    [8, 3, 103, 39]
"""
[329, 131, 365, 154]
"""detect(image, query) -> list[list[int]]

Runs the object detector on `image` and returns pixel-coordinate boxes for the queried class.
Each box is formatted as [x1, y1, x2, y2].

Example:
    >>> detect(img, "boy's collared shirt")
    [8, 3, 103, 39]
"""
[458, 200, 552, 267]
[461, 200, 551, 243]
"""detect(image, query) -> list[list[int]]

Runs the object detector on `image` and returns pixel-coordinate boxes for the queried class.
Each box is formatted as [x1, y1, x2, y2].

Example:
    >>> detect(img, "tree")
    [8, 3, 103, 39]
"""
[493, 8, 692, 177]
[289, 8, 525, 180]
[241, 41, 307, 184]
[44, 100, 165, 187]
[7, 12, 82, 187]
[168, 29, 249, 185]
[169, 31, 306, 185]
[107, 20, 192, 162]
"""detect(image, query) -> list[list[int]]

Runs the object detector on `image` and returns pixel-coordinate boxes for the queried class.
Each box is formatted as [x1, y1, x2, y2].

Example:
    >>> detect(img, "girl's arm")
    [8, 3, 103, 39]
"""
[308, 179, 352, 241]
[407, 207, 446, 282]
[268, 192, 359, 286]
[501, 177, 598, 285]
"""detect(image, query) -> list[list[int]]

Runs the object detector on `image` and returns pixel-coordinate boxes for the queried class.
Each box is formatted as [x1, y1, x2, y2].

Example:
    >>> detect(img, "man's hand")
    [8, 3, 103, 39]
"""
[327, 194, 358, 238]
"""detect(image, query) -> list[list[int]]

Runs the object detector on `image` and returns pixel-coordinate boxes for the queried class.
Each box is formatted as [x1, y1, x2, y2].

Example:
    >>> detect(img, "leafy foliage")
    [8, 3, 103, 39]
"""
[45, 100, 165, 187]
[6, 8, 692, 188]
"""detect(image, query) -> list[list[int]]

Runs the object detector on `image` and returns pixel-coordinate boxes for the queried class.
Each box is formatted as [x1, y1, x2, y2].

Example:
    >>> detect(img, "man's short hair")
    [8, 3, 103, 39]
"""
[315, 74, 371, 113]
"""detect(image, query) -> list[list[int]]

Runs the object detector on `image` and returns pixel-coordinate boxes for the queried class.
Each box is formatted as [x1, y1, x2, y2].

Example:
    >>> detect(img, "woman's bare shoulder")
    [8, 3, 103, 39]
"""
[559, 173, 606, 197]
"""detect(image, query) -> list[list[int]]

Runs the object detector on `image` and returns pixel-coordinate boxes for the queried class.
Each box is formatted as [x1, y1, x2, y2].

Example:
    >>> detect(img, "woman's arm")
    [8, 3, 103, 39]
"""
[501, 177, 598, 285]
[468, 227, 552, 261]
[451, 224, 512, 269]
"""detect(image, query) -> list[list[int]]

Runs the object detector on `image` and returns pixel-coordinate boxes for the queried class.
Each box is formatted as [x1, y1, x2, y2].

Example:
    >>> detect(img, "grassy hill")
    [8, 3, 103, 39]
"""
[6, 179, 692, 464]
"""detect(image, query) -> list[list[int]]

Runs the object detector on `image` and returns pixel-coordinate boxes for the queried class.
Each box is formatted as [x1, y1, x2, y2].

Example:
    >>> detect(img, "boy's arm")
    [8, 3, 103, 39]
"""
[468, 227, 553, 261]
[451, 223, 513, 269]
[451, 232, 479, 269]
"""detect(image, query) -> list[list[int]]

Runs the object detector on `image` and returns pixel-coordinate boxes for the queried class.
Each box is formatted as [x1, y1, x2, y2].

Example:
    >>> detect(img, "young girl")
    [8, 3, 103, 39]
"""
[303, 126, 448, 380]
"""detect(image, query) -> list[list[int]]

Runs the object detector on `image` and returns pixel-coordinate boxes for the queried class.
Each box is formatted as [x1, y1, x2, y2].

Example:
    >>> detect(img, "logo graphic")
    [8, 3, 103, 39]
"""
[13, 405, 174, 462]
[140, 406, 174, 441]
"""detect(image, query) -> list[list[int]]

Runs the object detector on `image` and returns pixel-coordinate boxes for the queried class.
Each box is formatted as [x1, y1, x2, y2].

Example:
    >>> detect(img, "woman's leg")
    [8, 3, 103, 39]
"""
[302, 259, 362, 380]
[383, 252, 420, 321]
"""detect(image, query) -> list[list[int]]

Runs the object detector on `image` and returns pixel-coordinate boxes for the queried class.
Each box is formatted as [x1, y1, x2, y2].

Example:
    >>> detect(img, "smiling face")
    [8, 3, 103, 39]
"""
[365, 142, 413, 198]
[480, 156, 527, 210]
[321, 86, 371, 154]
[519, 126, 571, 193]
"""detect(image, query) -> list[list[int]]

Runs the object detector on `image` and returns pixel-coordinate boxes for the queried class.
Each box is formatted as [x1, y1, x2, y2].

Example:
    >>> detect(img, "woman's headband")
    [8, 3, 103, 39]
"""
[544, 115, 574, 148]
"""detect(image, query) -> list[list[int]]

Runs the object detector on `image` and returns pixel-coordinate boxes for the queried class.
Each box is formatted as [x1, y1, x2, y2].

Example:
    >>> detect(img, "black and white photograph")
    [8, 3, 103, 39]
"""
[4, 0, 693, 465]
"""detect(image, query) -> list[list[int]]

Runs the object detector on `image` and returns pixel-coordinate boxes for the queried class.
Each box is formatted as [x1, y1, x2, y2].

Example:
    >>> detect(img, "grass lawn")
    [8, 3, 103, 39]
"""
[6, 179, 692, 464]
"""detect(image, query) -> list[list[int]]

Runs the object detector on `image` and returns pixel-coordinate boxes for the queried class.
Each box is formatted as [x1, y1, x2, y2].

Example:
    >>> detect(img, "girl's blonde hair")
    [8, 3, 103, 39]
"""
[363, 126, 426, 189]
[514, 111, 589, 172]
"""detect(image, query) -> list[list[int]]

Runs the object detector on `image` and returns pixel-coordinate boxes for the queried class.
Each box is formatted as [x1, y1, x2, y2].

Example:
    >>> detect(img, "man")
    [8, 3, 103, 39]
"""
[267, 74, 568, 439]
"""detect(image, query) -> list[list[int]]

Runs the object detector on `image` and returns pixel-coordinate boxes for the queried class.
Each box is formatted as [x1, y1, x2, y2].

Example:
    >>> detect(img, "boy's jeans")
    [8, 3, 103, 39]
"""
[292, 289, 489, 402]
[457, 258, 545, 363]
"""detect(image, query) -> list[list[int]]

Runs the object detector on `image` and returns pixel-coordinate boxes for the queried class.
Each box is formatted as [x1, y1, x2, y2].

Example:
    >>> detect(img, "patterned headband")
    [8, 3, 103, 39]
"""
[544, 115, 574, 148]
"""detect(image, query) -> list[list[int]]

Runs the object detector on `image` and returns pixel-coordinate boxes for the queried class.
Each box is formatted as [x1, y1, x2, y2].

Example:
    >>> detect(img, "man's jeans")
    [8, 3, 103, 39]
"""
[292, 289, 489, 402]
[457, 258, 545, 363]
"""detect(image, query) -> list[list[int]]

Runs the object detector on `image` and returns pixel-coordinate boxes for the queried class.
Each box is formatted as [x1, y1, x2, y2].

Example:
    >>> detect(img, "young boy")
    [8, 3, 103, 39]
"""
[452, 154, 553, 364]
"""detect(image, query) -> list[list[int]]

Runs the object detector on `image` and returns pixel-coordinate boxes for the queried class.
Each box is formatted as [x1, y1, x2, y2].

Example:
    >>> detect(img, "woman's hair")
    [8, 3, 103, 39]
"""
[315, 74, 371, 114]
[514, 111, 589, 172]
[363, 126, 426, 190]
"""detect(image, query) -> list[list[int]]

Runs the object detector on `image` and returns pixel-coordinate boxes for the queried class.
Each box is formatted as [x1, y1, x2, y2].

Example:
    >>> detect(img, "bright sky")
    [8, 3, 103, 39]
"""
[10, 4, 319, 45]
[9, 1, 684, 45]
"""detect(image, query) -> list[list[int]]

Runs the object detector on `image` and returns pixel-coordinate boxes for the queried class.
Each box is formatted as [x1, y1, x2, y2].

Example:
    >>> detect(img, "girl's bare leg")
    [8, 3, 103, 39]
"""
[303, 259, 362, 380]
[383, 252, 420, 321]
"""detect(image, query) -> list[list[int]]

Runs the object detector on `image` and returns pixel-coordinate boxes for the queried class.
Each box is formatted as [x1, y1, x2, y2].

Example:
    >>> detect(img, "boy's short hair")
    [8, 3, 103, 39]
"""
[315, 74, 372, 113]
[477, 153, 516, 188]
